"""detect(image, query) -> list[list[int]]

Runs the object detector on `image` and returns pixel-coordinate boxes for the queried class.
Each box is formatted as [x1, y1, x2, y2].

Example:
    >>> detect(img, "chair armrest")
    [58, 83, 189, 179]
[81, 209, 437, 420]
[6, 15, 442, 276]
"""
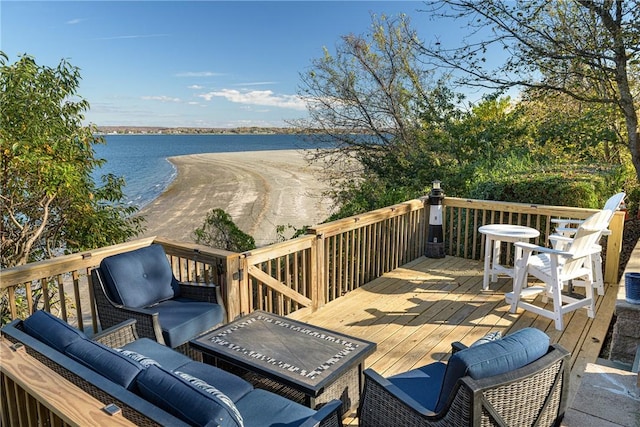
[515, 241, 601, 260]
[362, 368, 437, 417]
[110, 307, 164, 344]
[553, 227, 578, 236]
[91, 267, 166, 345]
[93, 319, 139, 348]
[551, 218, 584, 226]
[178, 282, 221, 304]
[549, 234, 573, 243]
[514, 242, 573, 257]
[179, 282, 227, 323]
[299, 399, 343, 427]
[451, 341, 467, 354]
[548, 234, 573, 250]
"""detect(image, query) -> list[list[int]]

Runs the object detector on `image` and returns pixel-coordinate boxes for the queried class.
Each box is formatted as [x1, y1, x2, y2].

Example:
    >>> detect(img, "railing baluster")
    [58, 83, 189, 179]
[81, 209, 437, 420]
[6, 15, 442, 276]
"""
[58, 273, 68, 323]
[72, 270, 83, 331]
[25, 282, 34, 315]
[41, 278, 50, 312]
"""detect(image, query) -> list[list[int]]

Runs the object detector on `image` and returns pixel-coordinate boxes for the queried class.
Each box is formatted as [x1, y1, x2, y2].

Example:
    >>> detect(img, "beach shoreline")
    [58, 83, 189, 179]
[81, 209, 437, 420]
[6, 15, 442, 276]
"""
[136, 150, 334, 247]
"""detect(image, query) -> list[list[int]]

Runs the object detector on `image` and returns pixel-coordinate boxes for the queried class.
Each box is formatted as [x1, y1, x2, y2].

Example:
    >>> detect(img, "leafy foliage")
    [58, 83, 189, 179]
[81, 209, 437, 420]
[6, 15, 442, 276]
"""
[297, 8, 638, 220]
[193, 208, 256, 252]
[0, 53, 144, 268]
[419, 0, 640, 182]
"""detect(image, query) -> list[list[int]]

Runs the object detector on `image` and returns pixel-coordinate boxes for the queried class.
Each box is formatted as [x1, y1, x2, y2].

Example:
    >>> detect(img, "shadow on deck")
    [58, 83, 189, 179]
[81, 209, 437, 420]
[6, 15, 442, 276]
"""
[288, 255, 617, 424]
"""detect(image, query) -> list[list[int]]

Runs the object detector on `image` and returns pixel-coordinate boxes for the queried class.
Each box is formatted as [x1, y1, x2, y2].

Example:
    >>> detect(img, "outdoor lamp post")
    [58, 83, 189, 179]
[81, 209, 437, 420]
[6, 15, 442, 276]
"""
[425, 180, 445, 258]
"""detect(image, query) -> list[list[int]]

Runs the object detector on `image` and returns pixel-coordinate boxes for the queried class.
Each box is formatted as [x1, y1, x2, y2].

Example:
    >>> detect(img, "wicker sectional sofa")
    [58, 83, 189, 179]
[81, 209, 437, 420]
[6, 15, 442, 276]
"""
[1, 310, 343, 427]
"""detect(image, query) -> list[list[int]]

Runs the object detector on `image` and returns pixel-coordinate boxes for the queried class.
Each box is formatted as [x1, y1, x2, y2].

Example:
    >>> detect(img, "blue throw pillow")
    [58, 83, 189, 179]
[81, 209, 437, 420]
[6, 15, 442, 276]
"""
[174, 371, 244, 427]
[470, 331, 502, 347]
[22, 310, 87, 353]
[65, 339, 144, 390]
[435, 328, 549, 412]
[99, 244, 180, 308]
[114, 348, 161, 368]
[136, 365, 243, 427]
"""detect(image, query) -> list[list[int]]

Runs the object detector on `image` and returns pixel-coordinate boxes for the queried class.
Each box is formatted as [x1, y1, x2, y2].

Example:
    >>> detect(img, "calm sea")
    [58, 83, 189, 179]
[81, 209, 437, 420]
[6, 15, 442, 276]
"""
[92, 134, 321, 208]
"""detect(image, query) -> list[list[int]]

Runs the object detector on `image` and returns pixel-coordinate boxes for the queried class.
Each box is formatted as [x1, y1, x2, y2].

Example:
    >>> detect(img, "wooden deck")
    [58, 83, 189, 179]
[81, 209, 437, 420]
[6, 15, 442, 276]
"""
[288, 254, 617, 424]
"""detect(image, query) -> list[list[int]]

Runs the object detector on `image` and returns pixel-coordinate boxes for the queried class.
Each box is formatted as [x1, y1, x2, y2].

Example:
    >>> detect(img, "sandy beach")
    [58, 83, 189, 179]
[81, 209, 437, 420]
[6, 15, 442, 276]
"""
[136, 150, 334, 247]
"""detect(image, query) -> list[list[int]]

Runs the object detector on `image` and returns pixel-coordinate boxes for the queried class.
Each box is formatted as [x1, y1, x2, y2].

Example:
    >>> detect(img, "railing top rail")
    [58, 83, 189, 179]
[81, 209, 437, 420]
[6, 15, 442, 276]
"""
[309, 198, 426, 238]
[0, 237, 156, 287]
[0, 236, 238, 288]
[241, 235, 315, 265]
[443, 197, 600, 218]
[153, 237, 239, 260]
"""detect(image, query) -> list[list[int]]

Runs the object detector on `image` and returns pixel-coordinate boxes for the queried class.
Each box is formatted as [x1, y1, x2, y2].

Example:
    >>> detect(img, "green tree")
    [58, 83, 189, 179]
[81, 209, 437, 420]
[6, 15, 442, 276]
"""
[0, 53, 143, 267]
[518, 89, 626, 165]
[419, 0, 640, 182]
[193, 208, 256, 252]
[296, 14, 544, 218]
[295, 14, 465, 214]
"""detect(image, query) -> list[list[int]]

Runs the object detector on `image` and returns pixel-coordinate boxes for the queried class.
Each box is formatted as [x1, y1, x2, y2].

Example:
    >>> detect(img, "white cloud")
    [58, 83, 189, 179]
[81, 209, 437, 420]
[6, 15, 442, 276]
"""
[198, 89, 306, 110]
[141, 95, 181, 103]
[66, 18, 84, 25]
[188, 85, 204, 89]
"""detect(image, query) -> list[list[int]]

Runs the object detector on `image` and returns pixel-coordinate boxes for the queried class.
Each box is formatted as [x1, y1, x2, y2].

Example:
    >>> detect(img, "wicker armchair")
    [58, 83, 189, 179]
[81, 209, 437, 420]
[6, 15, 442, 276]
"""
[358, 329, 570, 427]
[90, 244, 225, 355]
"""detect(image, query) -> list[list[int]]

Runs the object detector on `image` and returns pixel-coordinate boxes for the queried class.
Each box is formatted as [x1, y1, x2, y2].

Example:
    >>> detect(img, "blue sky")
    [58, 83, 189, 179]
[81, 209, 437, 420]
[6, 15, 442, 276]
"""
[2, 1, 481, 128]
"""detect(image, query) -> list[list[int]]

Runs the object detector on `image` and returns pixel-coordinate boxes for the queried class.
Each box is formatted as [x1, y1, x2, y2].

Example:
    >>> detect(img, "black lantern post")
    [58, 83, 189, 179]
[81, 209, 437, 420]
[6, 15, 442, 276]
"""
[425, 180, 445, 258]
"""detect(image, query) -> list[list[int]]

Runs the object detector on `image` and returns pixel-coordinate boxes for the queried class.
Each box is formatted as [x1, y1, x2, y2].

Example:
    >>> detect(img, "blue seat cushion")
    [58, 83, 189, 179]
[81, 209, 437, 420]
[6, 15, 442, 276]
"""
[235, 389, 317, 427]
[435, 328, 549, 412]
[121, 337, 194, 371]
[99, 244, 180, 308]
[136, 365, 243, 427]
[154, 298, 224, 347]
[387, 362, 446, 411]
[177, 361, 253, 402]
[22, 310, 87, 353]
[65, 338, 143, 390]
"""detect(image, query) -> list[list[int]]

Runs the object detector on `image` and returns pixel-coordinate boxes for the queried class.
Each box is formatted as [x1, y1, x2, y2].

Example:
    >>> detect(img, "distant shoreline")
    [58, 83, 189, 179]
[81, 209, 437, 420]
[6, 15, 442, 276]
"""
[95, 126, 374, 136]
[95, 126, 316, 136]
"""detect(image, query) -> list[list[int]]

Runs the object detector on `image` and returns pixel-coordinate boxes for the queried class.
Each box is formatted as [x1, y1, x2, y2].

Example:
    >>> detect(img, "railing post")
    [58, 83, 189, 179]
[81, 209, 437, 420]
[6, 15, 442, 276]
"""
[223, 255, 242, 321]
[604, 211, 625, 285]
[312, 233, 326, 310]
[237, 254, 251, 318]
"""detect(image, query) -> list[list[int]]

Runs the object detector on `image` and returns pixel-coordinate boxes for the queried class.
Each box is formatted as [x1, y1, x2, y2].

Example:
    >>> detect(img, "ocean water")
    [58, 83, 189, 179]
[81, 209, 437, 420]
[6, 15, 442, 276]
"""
[92, 133, 321, 208]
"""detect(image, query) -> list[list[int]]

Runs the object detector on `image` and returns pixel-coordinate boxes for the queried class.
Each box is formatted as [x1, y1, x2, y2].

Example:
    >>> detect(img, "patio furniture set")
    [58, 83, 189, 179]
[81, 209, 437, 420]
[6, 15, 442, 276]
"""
[2, 192, 624, 426]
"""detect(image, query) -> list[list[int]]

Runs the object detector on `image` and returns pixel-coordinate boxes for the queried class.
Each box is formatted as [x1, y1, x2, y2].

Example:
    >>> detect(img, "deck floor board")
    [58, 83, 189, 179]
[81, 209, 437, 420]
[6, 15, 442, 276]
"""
[287, 255, 616, 424]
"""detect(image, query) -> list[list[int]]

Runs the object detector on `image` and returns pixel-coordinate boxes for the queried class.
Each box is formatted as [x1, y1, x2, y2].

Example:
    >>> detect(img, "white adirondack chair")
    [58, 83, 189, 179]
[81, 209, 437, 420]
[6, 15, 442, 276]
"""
[506, 209, 611, 330]
[549, 192, 625, 295]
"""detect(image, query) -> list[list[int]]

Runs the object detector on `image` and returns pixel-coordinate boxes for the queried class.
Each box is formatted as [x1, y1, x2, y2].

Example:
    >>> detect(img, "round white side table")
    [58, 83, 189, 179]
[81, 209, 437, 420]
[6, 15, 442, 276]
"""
[478, 224, 540, 290]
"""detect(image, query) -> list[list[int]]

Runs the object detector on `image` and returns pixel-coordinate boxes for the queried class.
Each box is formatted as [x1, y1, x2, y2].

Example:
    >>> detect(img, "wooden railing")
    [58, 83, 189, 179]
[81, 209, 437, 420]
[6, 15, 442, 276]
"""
[239, 199, 427, 318]
[442, 198, 625, 284]
[1, 337, 136, 426]
[0, 197, 625, 328]
[0, 236, 239, 333]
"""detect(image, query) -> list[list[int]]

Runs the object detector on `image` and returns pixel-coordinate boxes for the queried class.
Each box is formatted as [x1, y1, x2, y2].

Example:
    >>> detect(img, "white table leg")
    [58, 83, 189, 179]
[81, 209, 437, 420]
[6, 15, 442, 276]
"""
[491, 239, 501, 282]
[483, 236, 492, 290]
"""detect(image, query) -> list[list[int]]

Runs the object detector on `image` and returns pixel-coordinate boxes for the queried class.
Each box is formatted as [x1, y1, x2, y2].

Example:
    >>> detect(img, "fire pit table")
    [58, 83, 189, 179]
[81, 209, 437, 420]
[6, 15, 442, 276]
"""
[190, 310, 376, 416]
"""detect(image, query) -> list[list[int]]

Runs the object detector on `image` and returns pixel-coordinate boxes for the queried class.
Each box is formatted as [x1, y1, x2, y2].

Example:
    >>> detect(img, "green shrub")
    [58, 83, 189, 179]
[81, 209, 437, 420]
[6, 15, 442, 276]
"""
[193, 209, 256, 252]
[469, 174, 601, 208]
